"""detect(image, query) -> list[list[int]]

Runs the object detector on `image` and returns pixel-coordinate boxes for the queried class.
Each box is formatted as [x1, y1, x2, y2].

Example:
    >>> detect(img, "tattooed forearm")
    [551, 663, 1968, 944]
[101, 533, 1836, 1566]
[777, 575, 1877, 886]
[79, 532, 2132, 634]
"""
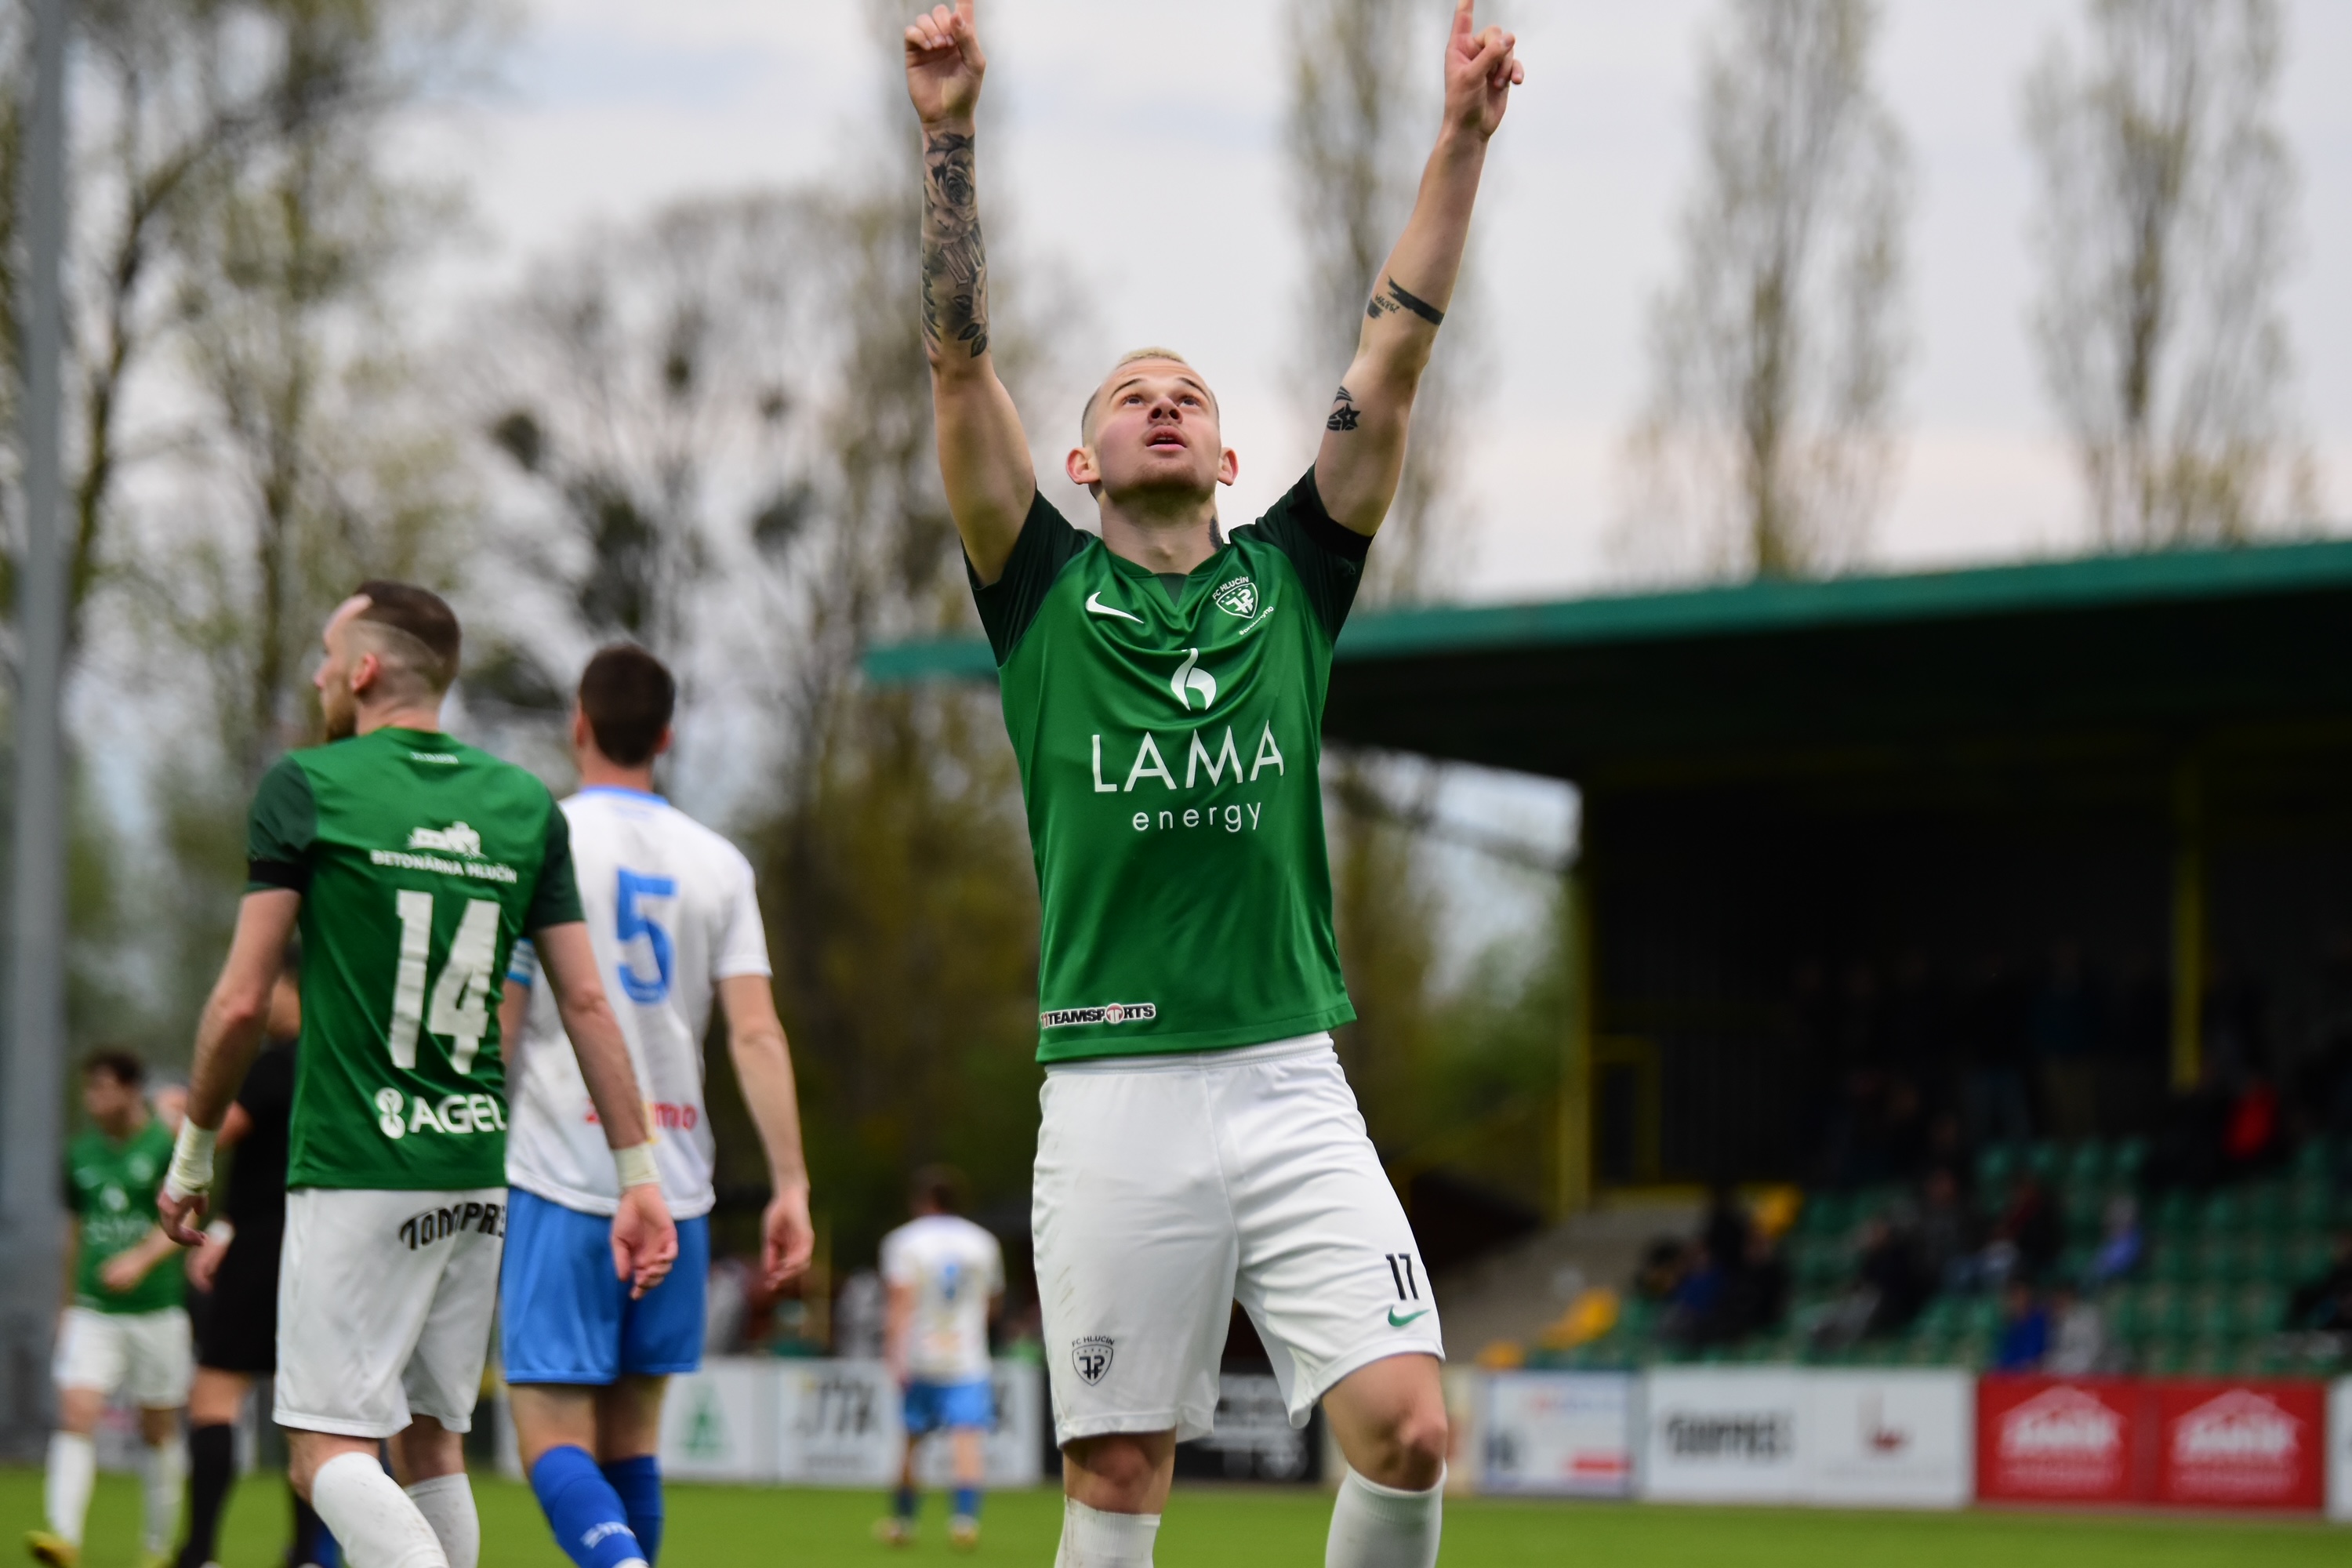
[1326, 385, 1362, 432]
[920, 129, 990, 361]
[1365, 276, 1445, 327]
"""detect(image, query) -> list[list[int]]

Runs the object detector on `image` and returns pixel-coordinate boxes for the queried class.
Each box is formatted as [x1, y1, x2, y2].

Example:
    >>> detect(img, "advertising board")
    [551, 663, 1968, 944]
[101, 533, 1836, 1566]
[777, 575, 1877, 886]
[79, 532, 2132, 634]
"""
[1640, 1368, 1805, 1502]
[1479, 1371, 1635, 1497]
[775, 1359, 1047, 1486]
[1976, 1377, 2141, 1504]
[659, 1358, 779, 1482]
[2329, 1378, 2352, 1522]
[1803, 1370, 1973, 1508]
[2150, 1381, 2323, 1511]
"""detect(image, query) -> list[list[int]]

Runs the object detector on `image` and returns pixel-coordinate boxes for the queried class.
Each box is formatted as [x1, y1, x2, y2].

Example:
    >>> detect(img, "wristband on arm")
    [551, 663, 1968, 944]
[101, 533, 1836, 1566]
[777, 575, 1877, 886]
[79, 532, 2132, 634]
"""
[614, 1142, 660, 1192]
[164, 1121, 219, 1203]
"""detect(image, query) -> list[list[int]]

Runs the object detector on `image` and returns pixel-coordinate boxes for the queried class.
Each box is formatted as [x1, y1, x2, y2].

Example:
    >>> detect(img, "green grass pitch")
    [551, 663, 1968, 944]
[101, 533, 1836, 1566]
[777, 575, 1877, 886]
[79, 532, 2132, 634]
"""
[5, 1468, 2343, 1567]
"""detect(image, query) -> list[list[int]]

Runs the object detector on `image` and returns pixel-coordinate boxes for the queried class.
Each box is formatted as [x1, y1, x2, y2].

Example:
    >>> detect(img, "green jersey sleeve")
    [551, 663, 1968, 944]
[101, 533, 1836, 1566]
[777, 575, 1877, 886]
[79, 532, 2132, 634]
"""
[968, 491, 1092, 664]
[1233, 467, 1370, 644]
[247, 754, 318, 893]
[524, 793, 585, 932]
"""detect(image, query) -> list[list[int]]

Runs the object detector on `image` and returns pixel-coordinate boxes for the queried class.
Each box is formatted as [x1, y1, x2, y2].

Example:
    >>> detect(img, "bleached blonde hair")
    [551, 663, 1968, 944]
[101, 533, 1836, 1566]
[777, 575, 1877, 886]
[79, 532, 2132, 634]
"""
[1079, 347, 1214, 444]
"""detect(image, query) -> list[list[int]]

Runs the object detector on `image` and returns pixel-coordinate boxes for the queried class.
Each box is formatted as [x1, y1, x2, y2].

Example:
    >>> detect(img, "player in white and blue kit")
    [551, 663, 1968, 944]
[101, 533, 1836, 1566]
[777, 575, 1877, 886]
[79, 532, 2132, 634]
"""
[498, 644, 815, 1568]
[878, 1167, 1004, 1550]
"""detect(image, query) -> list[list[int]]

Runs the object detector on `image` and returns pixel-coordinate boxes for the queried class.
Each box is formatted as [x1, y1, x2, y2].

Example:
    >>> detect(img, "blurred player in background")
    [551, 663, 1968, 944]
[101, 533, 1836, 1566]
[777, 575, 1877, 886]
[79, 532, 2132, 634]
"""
[877, 1167, 1004, 1550]
[905, 3, 1518, 1566]
[158, 583, 676, 1568]
[498, 644, 815, 1568]
[173, 960, 325, 1568]
[31, 1051, 191, 1568]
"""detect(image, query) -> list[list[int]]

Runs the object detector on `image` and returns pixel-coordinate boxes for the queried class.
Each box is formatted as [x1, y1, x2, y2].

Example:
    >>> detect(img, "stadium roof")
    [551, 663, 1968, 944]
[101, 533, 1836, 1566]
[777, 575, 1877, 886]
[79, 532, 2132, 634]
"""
[865, 537, 2352, 785]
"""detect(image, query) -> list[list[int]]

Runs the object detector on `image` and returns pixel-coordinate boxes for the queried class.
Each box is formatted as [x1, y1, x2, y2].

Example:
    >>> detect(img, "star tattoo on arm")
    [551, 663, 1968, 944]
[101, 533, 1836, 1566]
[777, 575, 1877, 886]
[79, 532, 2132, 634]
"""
[1326, 385, 1362, 432]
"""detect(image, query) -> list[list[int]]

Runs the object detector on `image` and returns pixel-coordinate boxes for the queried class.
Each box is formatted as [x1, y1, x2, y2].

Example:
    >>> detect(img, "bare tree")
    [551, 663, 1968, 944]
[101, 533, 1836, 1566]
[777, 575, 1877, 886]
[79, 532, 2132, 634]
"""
[2024, 0, 2311, 547]
[1623, 0, 1909, 581]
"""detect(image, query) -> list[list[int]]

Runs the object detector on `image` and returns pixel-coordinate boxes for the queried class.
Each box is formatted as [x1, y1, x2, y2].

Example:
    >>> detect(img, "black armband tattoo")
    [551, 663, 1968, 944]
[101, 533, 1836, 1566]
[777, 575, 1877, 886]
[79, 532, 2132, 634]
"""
[1326, 385, 1362, 432]
[1366, 277, 1445, 327]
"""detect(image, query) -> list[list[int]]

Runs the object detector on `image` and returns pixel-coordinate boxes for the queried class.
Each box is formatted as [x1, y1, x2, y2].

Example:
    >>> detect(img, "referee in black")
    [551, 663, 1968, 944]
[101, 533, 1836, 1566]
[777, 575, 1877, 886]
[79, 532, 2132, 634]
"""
[174, 955, 325, 1568]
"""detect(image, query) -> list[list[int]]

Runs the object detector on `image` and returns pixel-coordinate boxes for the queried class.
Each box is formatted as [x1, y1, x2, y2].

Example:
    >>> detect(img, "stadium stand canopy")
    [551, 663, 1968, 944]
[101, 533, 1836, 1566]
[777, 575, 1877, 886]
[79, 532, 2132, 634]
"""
[869, 539, 2352, 1213]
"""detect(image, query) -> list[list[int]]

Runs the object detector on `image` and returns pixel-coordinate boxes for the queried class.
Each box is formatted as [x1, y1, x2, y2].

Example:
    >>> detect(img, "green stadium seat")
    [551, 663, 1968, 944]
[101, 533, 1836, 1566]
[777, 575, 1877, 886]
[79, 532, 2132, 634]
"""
[2239, 1284, 2287, 1335]
[2062, 1185, 2105, 1241]
[1976, 1143, 2018, 1192]
[2294, 1138, 2332, 1180]
[2195, 1236, 2245, 1286]
[2144, 1338, 2192, 1377]
[2245, 1181, 2288, 1234]
[2290, 1178, 2332, 1232]
[1914, 1295, 1962, 1337]
[1962, 1296, 2005, 1338]
[2059, 1243, 2096, 1286]
[1799, 1191, 1849, 1238]
[2187, 1287, 2238, 1339]
[2199, 1189, 2241, 1236]
[2184, 1338, 2240, 1377]
[2246, 1236, 2288, 1288]
[2113, 1137, 2149, 1182]
[2139, 1286, 2187, 1339]
[2027, 1141, 2063, 1181]
[2151, 1242, 2194, 1287]
[2066, 1140, 2109, 1187]
[2103, 1286, 2143, 1339]
[2153, 1188, 2195, 1238]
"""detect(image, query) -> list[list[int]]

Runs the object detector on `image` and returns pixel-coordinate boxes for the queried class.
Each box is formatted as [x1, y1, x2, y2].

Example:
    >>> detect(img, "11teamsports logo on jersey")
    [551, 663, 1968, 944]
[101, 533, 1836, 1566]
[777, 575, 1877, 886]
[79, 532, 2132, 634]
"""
[1040, 1001, 1158, 1030]
[1072, 1335, 1115, 1386]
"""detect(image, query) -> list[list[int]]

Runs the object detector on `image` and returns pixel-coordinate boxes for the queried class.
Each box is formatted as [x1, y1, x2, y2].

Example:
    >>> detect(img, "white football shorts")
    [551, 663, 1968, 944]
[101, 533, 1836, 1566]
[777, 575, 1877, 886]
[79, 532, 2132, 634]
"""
[53, 1305, 192, 1408]
[274, 1186, 506, 1439]
[1033, 1034, 1442, 1446]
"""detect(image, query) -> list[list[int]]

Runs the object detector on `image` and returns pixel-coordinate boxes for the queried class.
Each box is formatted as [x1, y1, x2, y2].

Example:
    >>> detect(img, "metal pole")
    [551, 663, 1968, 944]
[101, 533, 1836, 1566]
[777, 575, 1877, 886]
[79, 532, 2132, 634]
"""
[2, 0, 72, 1462]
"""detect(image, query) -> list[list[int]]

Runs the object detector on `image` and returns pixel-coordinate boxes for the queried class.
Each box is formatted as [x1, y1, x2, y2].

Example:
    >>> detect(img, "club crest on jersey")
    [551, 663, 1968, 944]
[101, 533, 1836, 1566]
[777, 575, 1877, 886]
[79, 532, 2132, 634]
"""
[1213, 577, 1258, 619]
[1073, 1336, 1115, 1386]
[407, 822, 483, 858]
[1171, 648, 1217, 712]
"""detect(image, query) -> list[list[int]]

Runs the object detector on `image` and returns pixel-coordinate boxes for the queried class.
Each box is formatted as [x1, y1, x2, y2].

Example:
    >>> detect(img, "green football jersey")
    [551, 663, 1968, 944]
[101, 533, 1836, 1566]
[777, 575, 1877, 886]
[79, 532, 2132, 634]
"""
[973, 468, 1370, 1062]
[65, 1118, 182, 1315]
[247, 726, 583, 1190]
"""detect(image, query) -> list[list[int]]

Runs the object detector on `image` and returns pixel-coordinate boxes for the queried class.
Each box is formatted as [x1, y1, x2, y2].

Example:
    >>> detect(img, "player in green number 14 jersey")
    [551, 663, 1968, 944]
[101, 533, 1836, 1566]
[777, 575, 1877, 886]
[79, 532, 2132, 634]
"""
[905, 5, 1521, 1568]
[156, 582, 677, 1568]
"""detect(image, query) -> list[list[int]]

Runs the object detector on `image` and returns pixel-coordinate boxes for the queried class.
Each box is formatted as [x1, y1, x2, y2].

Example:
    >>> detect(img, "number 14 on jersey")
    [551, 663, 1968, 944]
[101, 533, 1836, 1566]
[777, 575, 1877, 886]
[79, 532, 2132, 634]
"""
[388, 890, 501, 1073]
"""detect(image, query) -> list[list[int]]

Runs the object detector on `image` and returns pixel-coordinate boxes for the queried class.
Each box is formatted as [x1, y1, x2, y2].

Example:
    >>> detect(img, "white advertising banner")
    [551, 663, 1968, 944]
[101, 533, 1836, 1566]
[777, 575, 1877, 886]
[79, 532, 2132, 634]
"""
[1479, 1372, 1635, 1497]
[775, 1358, 1048, 1487]
[1802, 1370, 1973, 1508]
[2327, 1378, 2352, 1522]
[1641, 1368, 1806, 1502]
[660, 1358, 779, 1482]
[917, 1361, 1047, 1488]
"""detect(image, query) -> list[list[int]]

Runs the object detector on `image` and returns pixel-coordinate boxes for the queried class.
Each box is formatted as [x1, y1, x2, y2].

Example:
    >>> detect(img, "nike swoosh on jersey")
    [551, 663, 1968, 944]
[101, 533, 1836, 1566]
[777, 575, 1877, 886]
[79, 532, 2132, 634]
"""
[1388, 1306, 1432, 1328]
[1085, 592, 1144, 623]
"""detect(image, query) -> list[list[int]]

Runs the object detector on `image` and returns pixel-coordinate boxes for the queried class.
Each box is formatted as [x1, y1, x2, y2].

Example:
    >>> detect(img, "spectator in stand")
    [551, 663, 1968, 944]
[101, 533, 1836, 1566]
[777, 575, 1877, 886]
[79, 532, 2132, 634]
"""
[1916, 1167, 1982, 1294]
[1993, 1279, 2051, 1371]
[2288, 1233, 2352, 1332]
[1990, 1173, 2063, 1285]
[1663, 1240, 1727, 1348]
[1858, 1217, 1926, 1335]
[2044, 1281, 2107, 1374]
[2086, 1196, 2143, 1288]
[2222, 1062, 2281, 1175]
[2151, 1057, 2234, 1190]
[1725, 1229, 1790, 1341]
[1635, 1237, 1687, 1305]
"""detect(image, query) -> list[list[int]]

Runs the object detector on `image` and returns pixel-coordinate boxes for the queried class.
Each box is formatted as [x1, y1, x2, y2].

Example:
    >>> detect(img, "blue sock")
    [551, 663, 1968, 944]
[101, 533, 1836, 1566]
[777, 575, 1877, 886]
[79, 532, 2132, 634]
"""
[530, 1446, 646, 1568]
[894, 1484, 918, 1520]
[953, 1486, 981, 1520]
[601, 1454, 665, 1566]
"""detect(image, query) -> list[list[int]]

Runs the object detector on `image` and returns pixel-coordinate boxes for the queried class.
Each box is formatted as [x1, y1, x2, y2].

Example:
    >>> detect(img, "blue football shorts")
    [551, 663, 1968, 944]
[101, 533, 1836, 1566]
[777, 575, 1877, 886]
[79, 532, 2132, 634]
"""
[903, 1376, 995, 1436]
[501, 1187, 711, 1385]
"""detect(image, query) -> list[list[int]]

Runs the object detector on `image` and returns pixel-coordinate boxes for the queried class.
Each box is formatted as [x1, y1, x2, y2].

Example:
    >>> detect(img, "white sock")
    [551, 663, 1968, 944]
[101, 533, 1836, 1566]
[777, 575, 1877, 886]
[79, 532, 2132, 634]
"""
[143, 1433, 188, 1552]
[310, 1451, 448, 1568]
[1325, 1467, 1443, 1568]
[403, 1474, 480, 1568]
[44, 1432, 96, 1547]
[1054, 1497, 1160, 1568]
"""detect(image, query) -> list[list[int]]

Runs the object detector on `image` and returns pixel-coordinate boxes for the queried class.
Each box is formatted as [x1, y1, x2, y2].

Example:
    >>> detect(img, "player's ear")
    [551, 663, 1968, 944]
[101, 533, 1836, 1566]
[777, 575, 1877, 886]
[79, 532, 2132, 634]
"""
[1218, 445, 1240, 487]
[1066, 446, 1099, 488]
[654, 724, 674, 760]
[349, 650, 381, 696]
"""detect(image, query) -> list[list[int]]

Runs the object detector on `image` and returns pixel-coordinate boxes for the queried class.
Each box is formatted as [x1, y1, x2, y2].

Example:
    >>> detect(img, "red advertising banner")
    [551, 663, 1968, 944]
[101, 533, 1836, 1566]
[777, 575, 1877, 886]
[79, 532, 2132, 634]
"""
[2151, 1381, 2325, 1510]
[1977, 1377, 2144, 1504]
[1976, 1375, 2325, 1512]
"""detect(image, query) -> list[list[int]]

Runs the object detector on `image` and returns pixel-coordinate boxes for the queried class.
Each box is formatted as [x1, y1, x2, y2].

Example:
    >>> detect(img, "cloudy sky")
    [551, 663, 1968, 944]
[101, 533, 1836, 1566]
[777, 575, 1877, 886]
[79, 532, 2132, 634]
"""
[419, 0, 2352, 606]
